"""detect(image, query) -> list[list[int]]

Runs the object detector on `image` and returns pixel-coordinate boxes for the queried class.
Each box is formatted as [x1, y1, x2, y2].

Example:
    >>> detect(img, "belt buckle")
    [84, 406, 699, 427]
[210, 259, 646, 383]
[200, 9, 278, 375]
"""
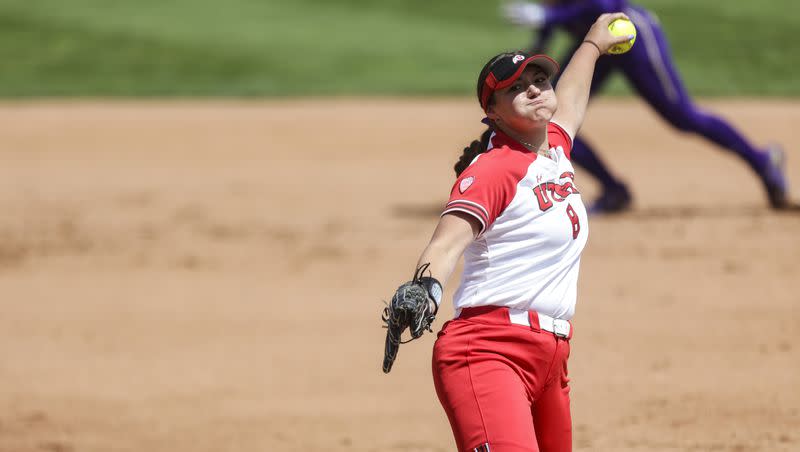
[552, 320, 569, 338]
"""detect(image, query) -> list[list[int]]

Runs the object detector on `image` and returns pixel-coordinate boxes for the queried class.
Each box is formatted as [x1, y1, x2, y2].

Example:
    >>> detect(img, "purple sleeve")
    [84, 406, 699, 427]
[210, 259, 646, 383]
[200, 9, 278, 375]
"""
[543, 0, 629, 27]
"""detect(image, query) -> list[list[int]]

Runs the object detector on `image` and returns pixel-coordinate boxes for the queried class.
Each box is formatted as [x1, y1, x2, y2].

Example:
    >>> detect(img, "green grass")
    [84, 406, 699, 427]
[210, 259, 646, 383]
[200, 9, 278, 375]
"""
[0, 0, 796, 97]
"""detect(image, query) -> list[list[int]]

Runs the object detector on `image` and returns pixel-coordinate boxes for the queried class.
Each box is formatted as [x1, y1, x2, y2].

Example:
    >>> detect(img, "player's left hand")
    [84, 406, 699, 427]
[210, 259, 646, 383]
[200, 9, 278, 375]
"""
[502, 1, 546, 29]
[381, 264, 441, 373]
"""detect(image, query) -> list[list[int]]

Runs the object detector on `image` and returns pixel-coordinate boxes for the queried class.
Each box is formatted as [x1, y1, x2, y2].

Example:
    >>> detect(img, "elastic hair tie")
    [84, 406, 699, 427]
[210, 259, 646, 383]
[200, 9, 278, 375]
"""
[582, 40, 602, 54]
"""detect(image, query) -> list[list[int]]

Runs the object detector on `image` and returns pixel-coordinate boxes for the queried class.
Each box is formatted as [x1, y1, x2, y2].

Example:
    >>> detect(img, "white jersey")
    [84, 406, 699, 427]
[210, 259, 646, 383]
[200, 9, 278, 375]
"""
[442, 123, 588, 320]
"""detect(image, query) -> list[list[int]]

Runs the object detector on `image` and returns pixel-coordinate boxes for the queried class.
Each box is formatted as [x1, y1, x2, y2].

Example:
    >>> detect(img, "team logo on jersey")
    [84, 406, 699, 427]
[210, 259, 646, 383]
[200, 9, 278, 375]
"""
[512, 55, 525, 64]
[532, 172, 580, 211]
[459, 176, 475, 193]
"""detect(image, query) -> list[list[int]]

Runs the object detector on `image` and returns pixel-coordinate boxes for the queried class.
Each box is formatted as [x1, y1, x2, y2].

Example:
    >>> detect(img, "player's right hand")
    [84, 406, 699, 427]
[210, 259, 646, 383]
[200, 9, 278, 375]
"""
[502, 1, 546, 29]
[584, 13, 634, 54]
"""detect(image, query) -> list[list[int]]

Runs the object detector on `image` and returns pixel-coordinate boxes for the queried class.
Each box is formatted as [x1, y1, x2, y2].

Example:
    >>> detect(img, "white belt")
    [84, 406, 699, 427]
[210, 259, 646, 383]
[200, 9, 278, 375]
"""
[508, 308, 571, 338]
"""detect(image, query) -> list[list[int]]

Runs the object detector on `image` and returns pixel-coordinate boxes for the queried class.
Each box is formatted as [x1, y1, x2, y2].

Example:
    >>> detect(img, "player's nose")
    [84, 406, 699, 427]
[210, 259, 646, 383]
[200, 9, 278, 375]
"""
[527, 84, 540, 97]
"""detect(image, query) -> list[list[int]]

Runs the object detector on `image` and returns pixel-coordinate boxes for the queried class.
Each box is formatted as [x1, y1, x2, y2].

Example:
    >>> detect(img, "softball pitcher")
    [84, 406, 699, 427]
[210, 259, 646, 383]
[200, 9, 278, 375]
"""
[503, 0, 789, 212]
[381, 14, 634, 451]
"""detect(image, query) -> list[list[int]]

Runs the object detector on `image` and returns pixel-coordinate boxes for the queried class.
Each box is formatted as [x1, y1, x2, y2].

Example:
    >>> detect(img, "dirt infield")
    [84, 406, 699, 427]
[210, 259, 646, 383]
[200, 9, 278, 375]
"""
[0, 99, 798, 452]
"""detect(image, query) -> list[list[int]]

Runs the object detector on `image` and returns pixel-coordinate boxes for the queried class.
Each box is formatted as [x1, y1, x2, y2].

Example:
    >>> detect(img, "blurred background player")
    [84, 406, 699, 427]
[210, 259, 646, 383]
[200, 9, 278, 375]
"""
[502, 0, 789, 212]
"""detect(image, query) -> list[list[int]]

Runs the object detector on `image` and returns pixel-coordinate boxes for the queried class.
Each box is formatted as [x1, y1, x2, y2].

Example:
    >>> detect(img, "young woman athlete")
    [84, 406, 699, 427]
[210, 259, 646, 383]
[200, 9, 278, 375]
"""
[501, 0, 789, 212]
[386, 13, 633, 452]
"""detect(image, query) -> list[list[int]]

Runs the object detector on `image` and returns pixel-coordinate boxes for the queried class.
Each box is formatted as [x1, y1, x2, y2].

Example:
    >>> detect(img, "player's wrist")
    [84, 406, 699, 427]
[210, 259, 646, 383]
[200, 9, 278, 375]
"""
[418, 276, 443, 309]
[581, 40, 602, 56]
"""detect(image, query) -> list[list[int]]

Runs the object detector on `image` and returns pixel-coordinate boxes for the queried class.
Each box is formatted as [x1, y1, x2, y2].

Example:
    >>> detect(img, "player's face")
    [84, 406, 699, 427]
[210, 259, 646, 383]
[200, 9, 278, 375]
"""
[487, 66, 556, 131]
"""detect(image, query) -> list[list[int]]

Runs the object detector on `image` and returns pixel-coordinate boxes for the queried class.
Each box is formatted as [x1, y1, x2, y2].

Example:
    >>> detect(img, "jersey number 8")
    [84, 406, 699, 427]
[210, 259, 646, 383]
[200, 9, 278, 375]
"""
[566, 203, 580, 239]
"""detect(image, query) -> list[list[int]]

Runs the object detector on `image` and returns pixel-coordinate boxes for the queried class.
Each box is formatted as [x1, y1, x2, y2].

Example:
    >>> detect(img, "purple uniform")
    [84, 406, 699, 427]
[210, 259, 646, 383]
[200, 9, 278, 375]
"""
[532, 0, 785, 211]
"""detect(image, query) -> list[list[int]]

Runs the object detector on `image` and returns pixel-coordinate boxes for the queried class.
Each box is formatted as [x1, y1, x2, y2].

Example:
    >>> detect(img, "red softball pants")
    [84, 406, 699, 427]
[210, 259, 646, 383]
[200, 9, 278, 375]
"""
[432, 306, 572, 452]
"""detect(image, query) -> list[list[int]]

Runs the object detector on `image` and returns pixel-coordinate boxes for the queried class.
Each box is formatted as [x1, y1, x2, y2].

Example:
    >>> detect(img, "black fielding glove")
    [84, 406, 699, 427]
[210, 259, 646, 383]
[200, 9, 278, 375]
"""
[381, 263, 442, 373]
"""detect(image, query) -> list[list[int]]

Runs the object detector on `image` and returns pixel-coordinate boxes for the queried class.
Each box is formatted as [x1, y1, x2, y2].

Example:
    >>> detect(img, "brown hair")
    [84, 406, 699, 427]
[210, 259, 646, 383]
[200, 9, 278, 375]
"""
[454, 127, 493, 177]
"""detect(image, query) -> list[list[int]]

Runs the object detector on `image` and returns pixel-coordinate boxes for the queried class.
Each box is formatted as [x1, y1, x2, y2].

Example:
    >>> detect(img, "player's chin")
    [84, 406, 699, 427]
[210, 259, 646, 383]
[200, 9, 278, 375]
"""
[526, 112, 553, 127]
[526, 106, 554, 124]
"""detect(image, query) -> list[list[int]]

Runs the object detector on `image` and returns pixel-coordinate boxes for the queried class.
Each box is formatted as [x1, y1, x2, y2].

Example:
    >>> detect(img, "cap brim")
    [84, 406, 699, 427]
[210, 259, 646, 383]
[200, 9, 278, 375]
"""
[527, 55, 559, 79]
[494, 55, 559, 92]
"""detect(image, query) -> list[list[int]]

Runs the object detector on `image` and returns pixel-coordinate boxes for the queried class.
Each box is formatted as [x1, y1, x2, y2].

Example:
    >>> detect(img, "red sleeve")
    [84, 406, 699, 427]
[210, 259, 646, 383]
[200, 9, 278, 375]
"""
[442, 149, 527, 236]
[548, 122, 573, 159]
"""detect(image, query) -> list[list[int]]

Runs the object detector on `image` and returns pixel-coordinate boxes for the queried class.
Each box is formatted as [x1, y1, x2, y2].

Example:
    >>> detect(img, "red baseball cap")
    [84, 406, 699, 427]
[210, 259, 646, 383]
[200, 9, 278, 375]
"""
[477, 51, 560, 112]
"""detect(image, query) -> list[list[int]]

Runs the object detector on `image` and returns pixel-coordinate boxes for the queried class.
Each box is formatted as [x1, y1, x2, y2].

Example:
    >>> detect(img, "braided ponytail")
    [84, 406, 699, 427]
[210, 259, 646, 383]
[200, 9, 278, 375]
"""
[454, 127, 493, 177]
